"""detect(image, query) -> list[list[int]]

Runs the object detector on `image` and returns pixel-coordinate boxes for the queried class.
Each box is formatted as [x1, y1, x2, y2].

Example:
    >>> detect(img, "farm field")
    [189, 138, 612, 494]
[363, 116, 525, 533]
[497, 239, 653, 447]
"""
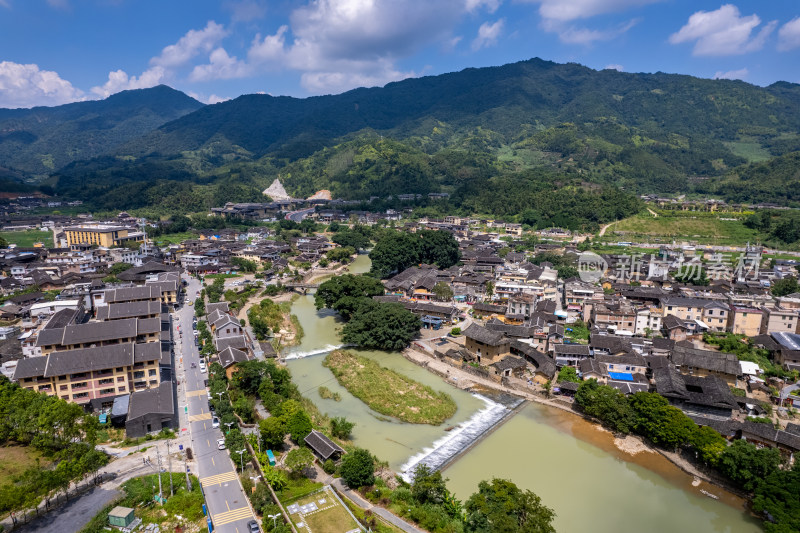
[599, 211, 760, 246]
[0, 229, 52, 248]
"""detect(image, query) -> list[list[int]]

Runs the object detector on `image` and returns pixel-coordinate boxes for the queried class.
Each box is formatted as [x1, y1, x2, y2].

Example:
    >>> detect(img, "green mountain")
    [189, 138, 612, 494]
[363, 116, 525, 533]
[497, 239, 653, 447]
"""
[23, 57, 800, 221]
[0, 85, 203, 181]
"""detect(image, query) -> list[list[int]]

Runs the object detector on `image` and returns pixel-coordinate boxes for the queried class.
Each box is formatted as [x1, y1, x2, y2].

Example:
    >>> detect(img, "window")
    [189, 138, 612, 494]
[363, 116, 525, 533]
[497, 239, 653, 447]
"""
[73, 392, 88, 399]
[118, 386, 126, 392]
[60, 384, 68, 391]
[148, 369, 157, 377]
[117, 376, 125, 382]
[99, 378, 113, 385]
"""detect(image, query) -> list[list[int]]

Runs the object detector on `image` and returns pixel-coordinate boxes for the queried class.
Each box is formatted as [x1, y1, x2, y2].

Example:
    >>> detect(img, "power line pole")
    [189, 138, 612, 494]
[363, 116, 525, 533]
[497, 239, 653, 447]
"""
[155, 446, 163, 504]
[166, 441, 174, 497]
[184, 454, 192, 492]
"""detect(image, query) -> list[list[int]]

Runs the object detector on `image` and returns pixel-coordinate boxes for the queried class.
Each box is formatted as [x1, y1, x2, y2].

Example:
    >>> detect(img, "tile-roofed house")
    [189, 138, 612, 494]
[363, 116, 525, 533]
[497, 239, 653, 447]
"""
[653, 366, 739, 419]
[304, 429, 344, 461]
[490, 355, 527, 377]
[739, 421, 800, 456]
[96, 300, 162, 321]
[670, 342, 741, 385]
[125, 381, 175, 438]
[218, 347, 251, 377]
[215, 335, 248, 352]
[661, 314, 689, 341]
[104, 285, 161, 304]
[589, 334, 632, 355]
[509, 340, 556, 383]
[464, 323, 509, 364]
[553, 343, 591, 367]
[206, 302, 231, 315]
[471, 302, 507, 318]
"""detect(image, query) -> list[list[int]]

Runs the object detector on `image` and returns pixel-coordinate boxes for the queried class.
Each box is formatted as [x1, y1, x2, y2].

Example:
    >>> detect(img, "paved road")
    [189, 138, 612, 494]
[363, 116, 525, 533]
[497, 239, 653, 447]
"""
[15, 486, 120, 533]
[286, 207, 314, 222]
[179, 275, 257, 533]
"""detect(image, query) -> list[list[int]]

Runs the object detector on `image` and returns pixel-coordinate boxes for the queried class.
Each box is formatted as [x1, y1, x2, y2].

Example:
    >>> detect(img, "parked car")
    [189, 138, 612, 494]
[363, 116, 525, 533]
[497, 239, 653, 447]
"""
[247, 520, 260, 533]
[199, 360, 207, 373]
[211, 417, 220, 428]
[217, 438, 226, 450]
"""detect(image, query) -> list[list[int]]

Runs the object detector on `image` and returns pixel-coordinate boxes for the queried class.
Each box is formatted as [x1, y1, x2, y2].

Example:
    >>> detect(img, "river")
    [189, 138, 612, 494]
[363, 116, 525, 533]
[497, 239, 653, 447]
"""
[284, 254, 762, 532]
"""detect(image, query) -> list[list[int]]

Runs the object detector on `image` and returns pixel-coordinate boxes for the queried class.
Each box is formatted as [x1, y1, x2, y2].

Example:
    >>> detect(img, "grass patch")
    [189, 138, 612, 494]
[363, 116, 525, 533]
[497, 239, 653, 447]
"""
[150, 232, 199, 246]
[318, 386, 342, 401]
[724, 140, 772, 163]
[284, 487, 361, 533]
[0, 229, 52, 248]
[0, 444, 48, 486]
[323, 350, 457, 425]
[600, 211, 760, 246]
[277, 477, 324, 503]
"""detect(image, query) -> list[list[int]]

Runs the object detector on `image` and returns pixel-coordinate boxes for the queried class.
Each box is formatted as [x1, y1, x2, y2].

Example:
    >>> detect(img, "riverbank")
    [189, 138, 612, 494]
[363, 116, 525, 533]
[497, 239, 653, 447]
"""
[399, 345, 751, 505]
[324, 349, 457, 425]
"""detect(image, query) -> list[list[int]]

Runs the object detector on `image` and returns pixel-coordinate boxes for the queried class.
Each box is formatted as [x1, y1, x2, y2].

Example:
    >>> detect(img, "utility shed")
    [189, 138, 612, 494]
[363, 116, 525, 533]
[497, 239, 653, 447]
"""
[304, 430, 344, 461]
[108, 506, 135, 527]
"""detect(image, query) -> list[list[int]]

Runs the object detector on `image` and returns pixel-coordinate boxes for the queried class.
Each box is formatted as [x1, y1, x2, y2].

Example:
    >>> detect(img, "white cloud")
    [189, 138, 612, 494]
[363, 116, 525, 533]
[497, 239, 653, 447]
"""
[604, 64, 624, 71]
[150, 21, 227, 68]
[778, 17, 800, 52]
[189, 48, 250, 81]
[187, 91, 231, 104]
[713, 68, 748, 80]
[549, 18, 638, 45]
[528, 0, 661, 22]
[465, 0, 500, 13]
[248, 25, 289, 65]
[90, 66, 166, 98]
[472, 19, 504, 50]
[226, 0, 267, 22]
[669, 4, 776, 56]
[0, 0, 11, 8]
[0, 61, 86, 108]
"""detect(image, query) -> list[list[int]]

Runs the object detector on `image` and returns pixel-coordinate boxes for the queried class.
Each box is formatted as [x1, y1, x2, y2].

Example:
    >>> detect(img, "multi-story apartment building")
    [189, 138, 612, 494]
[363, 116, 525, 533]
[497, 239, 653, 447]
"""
[728, 306, 764, 337]
[13, 342, 161, 405]
[760, 306, 799, 335]
[64, 224, 144, 248]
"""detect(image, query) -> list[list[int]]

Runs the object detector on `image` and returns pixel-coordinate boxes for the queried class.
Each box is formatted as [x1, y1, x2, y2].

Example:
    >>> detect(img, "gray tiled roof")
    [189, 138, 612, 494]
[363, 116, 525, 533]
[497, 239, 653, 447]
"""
[671, 343, 740, 376]
[97, 300, 161, 320]
[127, 381, 174, 420]
[304, 430, 344, 460]
[218, 347, 249, 368]
[464, 323, 507, 346]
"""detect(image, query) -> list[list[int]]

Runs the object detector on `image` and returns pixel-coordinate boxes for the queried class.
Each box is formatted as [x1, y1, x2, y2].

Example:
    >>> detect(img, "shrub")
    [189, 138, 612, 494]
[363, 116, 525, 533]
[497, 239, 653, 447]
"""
[323, 459, 336, 475]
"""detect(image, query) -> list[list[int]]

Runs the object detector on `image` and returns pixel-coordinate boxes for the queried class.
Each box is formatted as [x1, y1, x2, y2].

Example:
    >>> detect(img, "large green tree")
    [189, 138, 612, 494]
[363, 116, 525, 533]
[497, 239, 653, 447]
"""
[339, 448, 375, 489]
[341, 300, 421, 350]
[718, 440, 782, 492]
[574, 379, 633, 434]
[752, 462, 800, 533]
[628, 392, 697, 449]
[259, 417, 287, 450]
[314, 274, 385, 319]
[464, 478, 556, 533]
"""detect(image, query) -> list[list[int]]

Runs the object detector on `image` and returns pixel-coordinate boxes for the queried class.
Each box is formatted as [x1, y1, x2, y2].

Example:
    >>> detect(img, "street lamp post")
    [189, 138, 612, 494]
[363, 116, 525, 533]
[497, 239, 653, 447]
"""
[268, 514, 281, 529]
[224, 421, 235, 434]
[236, 449, 246, 472]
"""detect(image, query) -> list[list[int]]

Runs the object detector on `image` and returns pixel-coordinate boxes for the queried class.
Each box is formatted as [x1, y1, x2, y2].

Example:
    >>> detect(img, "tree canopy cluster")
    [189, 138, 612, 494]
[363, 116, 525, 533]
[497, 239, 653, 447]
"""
[0, 376, 109, 518]
[369, 229, 461, 278]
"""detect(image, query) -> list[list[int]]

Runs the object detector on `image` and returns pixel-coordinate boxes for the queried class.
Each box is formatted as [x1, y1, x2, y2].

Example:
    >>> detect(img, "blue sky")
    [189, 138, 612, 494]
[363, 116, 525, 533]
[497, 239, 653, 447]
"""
[0, 0, 798, 108]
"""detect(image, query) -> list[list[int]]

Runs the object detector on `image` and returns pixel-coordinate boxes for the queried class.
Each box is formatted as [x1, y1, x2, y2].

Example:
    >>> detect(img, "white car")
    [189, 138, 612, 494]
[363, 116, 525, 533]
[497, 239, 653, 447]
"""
[211, 417, 220, 428]
[198, 360, 207, 373]
[217, 438, 226, 450]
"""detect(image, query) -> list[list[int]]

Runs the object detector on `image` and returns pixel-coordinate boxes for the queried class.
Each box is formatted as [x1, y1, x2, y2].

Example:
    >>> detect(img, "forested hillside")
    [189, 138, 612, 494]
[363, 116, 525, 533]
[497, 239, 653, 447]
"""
[5, 57, 800, 217]
[0, 85, 203, 180]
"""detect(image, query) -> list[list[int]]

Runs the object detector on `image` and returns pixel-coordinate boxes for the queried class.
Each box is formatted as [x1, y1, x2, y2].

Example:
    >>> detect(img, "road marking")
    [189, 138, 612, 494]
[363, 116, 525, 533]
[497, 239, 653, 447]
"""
[212, 457, 215, 466]
[186, 390, 207, 397]
[211, 507, 253, 526]
[203, 422, 207, 430]
[227, 501, 230, 511]
[207, 439, 210, 447]
[188, 413, 211, 422]
[200, 470, 238, 487]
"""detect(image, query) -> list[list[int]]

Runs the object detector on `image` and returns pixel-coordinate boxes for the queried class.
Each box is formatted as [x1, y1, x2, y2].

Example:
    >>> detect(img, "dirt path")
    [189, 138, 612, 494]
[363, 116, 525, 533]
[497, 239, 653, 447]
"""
[598, 221, 615, 237]
[647, 207, 659, 217]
